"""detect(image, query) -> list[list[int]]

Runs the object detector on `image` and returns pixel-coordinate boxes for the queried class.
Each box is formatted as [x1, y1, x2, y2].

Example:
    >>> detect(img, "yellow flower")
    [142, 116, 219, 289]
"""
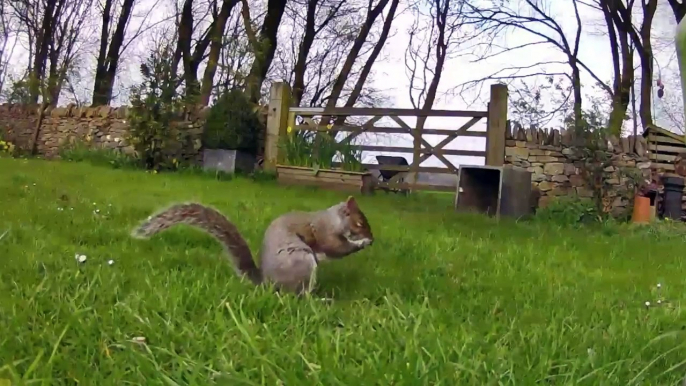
[326, 123, 333, 130]
[153, 170, 158, 174]
[287, 126, 293, 134]
[173, 158, 178, 165]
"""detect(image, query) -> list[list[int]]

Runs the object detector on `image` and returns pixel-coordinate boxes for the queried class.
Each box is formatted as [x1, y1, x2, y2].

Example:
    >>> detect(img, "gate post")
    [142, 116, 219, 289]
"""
[264, 82, 291, 172]
[486, 83, 507, 166]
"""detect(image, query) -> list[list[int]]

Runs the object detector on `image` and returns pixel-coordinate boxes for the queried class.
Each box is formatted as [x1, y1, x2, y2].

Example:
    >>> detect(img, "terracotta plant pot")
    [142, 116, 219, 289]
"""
[632, 195, 652, 224]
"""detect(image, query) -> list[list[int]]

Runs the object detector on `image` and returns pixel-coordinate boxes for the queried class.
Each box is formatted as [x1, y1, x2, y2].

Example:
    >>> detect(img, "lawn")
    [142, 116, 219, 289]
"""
[1, 158, 686, 385]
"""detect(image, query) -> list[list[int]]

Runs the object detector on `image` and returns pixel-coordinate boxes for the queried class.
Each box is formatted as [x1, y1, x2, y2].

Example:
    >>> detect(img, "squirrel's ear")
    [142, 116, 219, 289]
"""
[345, 196, 358, 210]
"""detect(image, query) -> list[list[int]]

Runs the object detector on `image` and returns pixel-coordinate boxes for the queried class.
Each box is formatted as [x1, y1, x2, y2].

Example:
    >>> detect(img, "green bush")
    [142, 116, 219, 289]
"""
[127, 43, 187, 171]
[534, 196, 603, 226]
[202, 89, 263, 154]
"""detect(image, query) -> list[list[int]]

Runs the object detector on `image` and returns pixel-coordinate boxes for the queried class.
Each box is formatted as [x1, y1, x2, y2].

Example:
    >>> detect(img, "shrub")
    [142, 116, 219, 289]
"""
[127, 42, 187, 171]
[534, 196, 602, 226]
[202, 89, 263, 154]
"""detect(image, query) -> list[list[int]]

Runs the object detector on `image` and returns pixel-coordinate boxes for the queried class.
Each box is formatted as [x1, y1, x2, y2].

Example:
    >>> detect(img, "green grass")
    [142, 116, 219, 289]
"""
[1, 158, 686, 385]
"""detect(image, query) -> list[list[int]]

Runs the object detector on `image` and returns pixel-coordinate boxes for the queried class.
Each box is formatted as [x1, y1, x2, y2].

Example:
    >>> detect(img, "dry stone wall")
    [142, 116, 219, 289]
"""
[505, 125, 652, 215]
[0, 103, 208, 163]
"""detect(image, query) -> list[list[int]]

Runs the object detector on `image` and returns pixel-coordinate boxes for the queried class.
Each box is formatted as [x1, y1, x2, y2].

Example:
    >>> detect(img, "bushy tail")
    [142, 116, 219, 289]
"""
[131, 202, 262, 284]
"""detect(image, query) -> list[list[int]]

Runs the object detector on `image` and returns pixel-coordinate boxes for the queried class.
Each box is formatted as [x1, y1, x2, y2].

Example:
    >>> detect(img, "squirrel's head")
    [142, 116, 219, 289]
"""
[339, 196, 374, 248]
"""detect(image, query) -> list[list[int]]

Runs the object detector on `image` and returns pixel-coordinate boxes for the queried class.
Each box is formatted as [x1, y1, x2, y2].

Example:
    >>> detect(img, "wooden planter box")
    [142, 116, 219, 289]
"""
[276, 165, 375, 195]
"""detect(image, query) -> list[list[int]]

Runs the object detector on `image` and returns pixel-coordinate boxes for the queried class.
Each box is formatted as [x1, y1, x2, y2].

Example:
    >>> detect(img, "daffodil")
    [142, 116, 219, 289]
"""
[287, 126, 293, 134]
[326, 123, 333, 130]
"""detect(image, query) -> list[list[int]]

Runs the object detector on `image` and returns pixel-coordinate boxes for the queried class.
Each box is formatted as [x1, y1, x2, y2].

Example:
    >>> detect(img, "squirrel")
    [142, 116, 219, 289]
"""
[130, 196, 374, 295]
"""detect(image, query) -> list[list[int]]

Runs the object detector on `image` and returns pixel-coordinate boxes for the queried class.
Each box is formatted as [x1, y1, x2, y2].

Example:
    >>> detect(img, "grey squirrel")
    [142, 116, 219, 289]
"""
[131, 196, 374, 295]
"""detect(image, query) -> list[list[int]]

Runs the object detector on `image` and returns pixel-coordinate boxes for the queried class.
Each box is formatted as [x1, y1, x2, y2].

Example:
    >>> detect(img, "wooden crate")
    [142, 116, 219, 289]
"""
[276, 165, 375, 195]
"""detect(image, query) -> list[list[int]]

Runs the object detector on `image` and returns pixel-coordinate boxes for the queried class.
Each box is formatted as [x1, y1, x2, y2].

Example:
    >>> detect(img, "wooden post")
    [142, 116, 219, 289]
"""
[486, 83, 507, 166]
[264, 82, 291, 172]
[411, 116, 426, 191]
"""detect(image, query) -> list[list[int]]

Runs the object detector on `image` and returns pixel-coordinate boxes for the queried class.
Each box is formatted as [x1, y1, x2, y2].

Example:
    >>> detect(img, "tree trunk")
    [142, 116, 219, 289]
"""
[571, 61, 583, 130]
[638, 0, 657, 129]
[92, 0, 136, 106]
[244, 0, 288, 104]
[602, 0, 632, 136]
[667, 0, 686, 22]
[291, 0, 319, 107]
[199, 0, 240, 105]
[31, 0, 60, 103]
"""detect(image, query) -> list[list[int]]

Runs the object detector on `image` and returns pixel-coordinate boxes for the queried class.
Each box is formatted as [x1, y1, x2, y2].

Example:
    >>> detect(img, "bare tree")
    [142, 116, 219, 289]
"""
[594, 0, 635, 135]
[323, 0, 392, 111]
[0, 0, 18, 96]
[7, 0, 94, 104]
[198, 0, 240, 105]
[405, 0, 470, 184]
[605, 0, 657, 128]
[290, 0, 353, 106]
[240, 0, 288, 103]
[91, 0, 137, 106]
[461, 0, 612, 130]
[215, 11, 253, 94]
[45, 0, 94, 105]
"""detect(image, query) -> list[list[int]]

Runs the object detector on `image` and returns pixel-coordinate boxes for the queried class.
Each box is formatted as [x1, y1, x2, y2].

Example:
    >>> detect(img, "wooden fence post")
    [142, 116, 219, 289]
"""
[264, 82, 292, 172]
[486, 83, 507, 166]
[411, 115, 426, 191]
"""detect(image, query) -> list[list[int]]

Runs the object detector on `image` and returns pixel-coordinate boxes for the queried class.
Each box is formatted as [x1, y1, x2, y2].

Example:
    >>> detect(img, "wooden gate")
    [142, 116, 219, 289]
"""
[264, 83, 507, 192]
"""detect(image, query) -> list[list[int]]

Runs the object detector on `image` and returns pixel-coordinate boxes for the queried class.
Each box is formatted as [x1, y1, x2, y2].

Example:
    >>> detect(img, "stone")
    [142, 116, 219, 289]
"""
[506, 140, 516, 146]
[552, 175, 569, 182]
[538, 181, 554, 191]
[532, 173, 548, 182]
[612, 196, 627, 207]
[549, 186, 570, 196]
[543, 162, 565, 175]
[564, 164, 576, 175]
[529, 149, 546, 156]
[527, 166, 544, 174]
[620, 137, 630, 153]
[637, 161, 651, 169]
[515, 141, 526, 148]
[551, 129, 561, 146]
[603, 165, 615, 172]
[562, 147, 575, 156]
[635, 137, 646, 156]
[99, 106, 112, 118]
[537, 156, 559, 162]
[506, 146, 529, 158]
[569, 174, 584, 187]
